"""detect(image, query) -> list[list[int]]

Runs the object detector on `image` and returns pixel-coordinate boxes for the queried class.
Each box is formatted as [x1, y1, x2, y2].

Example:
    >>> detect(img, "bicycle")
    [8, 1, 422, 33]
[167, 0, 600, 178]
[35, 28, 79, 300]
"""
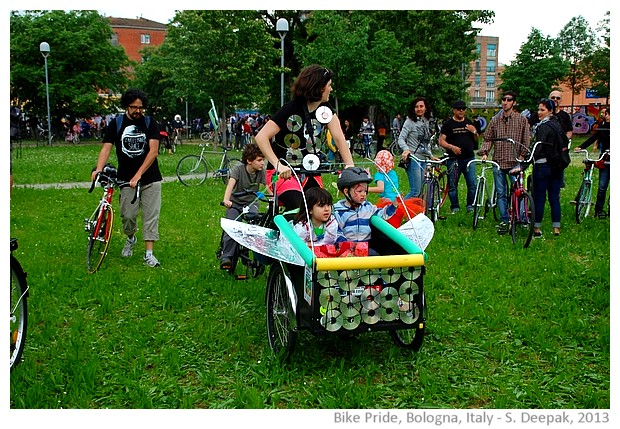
[158, 130, 171, 154]
[497, 139, 541, 248]
[10, 238, 29, 371]
[410, 154, 450, 223]
[84, 165, 140, 273]
[172, 128, 183, 147]
[574, 149, 610, 223]
[216, 190, 276, 280]
[176, 144, 241, 186]
[466, 158, 500, 230]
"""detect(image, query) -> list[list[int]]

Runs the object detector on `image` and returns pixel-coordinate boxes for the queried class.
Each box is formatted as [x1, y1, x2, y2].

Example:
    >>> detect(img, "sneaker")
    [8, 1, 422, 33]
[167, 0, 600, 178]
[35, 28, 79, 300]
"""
[220, 259, 232, 271]
[595, 211, 608, 219]
[143, 253, 161, 267]
[466, 207, 474, 214]
[121, 236, 137, 257]
[533, 231, 543, 239]
[496, 221, 509, 235]
[451, 208, 460, 214]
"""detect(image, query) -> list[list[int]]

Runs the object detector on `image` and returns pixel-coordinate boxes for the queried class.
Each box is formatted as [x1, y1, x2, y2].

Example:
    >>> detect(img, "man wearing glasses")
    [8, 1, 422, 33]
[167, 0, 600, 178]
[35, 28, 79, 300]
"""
[92, 88, 163, 267]
[549, 90, 573, 140]
[439, 100, 479, 214]
[478, 91, 531, 234]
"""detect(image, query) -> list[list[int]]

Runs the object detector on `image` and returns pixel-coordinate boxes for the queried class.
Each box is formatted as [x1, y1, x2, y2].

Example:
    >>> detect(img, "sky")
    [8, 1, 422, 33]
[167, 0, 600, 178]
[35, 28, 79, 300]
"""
[94, 0, 610, 66]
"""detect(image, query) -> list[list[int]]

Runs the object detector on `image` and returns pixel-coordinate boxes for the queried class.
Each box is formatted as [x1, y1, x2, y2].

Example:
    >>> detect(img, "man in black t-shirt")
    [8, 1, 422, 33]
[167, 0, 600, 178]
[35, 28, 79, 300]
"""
[92, 89, 163, 267]
[439, 100, 479, 214]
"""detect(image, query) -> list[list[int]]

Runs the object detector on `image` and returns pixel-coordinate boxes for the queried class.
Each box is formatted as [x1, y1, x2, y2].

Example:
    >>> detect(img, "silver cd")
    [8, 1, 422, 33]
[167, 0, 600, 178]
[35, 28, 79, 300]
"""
[360, 287, 380, 310]
[361, 307, 380, 324]
[302, 154, 320, 171]
[340, 294, 361, 317]
[379, 287, 399, 305]
[402, 267, 421, 280]
[359, 269, 379, 284]
[286, 114, 303, 132]
[399, 281, 419, 302]
[286, 148, 303, 163]
[317, 272, 337, 288]
[399, 304, 420, 324]
[379, 300, 399, 322]
[382, 267, 402, 283]
[284, 133, 301, 148]
[343, 313, 361, 330]
[338, 270, 360, 292]
[322, 309, 343, 332]
[315, 106, 333, 124]
[319, 287, 341, 308]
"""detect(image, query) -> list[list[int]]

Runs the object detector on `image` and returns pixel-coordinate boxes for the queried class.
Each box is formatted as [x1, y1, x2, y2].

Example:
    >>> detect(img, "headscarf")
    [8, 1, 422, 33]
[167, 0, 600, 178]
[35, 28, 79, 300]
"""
[374, 149, 394, 173]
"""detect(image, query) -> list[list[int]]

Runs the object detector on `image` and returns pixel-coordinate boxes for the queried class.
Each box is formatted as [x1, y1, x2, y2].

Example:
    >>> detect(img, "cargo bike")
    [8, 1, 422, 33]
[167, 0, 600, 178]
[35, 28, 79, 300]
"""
[221, 154, 431, 361]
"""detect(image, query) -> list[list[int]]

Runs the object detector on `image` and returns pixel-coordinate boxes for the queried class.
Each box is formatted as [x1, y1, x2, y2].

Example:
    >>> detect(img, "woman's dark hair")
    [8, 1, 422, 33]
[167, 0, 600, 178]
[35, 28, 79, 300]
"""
[294, 187, 333, 224]
[121, 88, 148, 109]
[241, 143, 264, 164]
[291, 64, 334, 102]
[407, 97, 431, 121]
[538, 98, 555, 112]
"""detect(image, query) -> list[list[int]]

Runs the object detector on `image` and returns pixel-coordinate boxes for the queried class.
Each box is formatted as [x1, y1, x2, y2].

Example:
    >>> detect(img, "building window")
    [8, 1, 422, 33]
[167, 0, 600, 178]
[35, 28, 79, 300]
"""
[475, 60, 480, 73]
[486, 75, 495, 89]
[486, 60, 496, 73]
[474, 90, 480, 99]
[476, 43, 481, 55]
[111, 33, 119, 46]
[487, 44, 497, 58]
[486, 90, 495, 103]
[141, 34, 151, 44]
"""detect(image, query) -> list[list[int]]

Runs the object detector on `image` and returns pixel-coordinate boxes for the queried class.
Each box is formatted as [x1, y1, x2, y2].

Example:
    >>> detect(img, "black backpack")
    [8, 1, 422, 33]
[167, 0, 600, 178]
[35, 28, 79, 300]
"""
[544, 120, 571, 171]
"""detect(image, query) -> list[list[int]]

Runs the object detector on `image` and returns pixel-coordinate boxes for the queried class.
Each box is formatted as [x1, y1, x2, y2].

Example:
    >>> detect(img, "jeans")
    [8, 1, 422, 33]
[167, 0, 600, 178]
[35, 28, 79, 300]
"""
[533, 163, 562, 228]
[493, 167, 515, 224]
[404, 157, 425, 199]
[447, 157, 477, 211]
[595, 164, 610, 213]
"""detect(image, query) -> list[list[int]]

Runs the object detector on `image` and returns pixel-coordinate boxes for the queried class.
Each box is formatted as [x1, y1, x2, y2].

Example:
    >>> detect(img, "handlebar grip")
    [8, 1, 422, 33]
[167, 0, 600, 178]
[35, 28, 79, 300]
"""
[130, 184, 141, 204]
[88, 178, 96, 193]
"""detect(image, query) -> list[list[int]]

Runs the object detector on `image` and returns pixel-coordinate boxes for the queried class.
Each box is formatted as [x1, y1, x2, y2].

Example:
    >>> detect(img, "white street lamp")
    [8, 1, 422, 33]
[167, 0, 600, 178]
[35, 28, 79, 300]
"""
[276, 18, 289, 107]
[39, 42, 52, 146]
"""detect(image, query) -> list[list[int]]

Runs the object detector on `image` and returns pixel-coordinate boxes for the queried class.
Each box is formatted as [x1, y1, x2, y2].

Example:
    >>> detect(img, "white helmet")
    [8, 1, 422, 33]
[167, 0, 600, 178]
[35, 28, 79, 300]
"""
[174, 114, 181, 121]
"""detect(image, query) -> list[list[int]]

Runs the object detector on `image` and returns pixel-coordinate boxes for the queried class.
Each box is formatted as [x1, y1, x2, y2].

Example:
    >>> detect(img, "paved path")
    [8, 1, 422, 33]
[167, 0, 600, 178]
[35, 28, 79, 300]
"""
[13, 176, 180, 190]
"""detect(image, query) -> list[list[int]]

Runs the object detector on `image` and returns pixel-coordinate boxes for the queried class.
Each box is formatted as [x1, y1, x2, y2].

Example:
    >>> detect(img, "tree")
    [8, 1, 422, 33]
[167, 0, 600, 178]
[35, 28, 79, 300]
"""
[498, 29, 570, 113]
[10, 10, 130, 124]
[583, 11, 610, 101]
[556, 16, 596, 110]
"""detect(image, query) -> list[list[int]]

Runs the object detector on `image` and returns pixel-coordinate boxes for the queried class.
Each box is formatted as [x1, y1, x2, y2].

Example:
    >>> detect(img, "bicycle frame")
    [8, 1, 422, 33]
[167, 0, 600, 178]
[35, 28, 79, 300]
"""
[411, 155, 450, 223]
[575, 149, 609, 223]
[467, 159, 500, 229]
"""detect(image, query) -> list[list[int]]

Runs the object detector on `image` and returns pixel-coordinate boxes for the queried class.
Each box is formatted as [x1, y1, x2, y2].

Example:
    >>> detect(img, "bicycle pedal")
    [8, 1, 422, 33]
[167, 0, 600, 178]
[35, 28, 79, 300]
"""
[235, 274, 248, 280]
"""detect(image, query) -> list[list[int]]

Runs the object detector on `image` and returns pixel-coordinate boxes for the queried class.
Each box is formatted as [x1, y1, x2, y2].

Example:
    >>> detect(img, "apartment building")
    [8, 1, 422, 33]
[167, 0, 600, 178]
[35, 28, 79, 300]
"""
[108, 17, 167, 63]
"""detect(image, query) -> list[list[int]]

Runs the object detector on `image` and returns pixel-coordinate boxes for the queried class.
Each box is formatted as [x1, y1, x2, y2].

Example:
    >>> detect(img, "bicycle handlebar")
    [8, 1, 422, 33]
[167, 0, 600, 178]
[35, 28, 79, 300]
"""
[466, 158, 500, 170]
[408, 154, 451, 165]
[574, 149, 610, 162]
[89, 170, 141, 204]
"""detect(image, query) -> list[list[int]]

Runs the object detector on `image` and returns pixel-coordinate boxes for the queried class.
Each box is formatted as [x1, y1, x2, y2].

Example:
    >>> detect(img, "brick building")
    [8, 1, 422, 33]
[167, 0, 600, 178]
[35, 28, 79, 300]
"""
[108, 17, 167, 63]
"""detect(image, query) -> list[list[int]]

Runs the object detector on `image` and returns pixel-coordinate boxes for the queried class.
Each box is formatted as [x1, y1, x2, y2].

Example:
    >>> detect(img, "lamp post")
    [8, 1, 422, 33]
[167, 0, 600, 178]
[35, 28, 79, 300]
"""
[39, 42, 52, 146]
[276, 18, 289, 107]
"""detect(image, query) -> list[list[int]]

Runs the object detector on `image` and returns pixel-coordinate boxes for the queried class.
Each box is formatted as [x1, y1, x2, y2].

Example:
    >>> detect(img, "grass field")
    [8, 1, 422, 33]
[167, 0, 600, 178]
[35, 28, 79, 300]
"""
[9, 139, 610, 411]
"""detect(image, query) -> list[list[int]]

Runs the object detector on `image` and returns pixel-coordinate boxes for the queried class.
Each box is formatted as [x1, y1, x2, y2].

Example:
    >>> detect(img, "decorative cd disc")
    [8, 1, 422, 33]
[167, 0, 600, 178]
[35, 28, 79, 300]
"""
[379, 287, 399, 305]
[399, 281, 419, 302]
[322, 309, 343, 332]
[315, 106, 333, 124]
[382, 267, 402, 283]
[283, 133, 301, 148]
[302, 154, 320, 171]
[319, 287, 341, 308]
[359, 269, 379, 284]
[340, 294, 361, 317]
[343, 313, 361, 330]
[310, 119, 322, 136]
[399, 305, 420, 324]
[379, 301, 399, 322]
[360, 287, 380, 310]
[286, 148, 303, 163]
[338, 270, 360, 292]
[286, 114, 303, 132]
[361, 307, 380, 324]
[402, 267, 421, 280]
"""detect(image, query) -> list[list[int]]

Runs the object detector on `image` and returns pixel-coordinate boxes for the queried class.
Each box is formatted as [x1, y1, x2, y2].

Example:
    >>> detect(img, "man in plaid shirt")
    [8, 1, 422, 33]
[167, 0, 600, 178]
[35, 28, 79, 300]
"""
[478, 91, 531, 235]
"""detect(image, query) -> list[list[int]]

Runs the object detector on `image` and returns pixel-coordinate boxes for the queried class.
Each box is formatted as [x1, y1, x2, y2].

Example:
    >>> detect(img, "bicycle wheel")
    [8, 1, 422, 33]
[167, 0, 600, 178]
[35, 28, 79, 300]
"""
[575, 180, 592, 224]
[200, 131, 212, 142]
[472, 179, 485, 230]
[171, 138, 177, 154]
[422, 181, 439, 222]
[86, 206, 114, 273]
[489, 190, 499, 222]
[177, 155, 208, 186]
[266, 263, 297, 361]
[389, 140, 403, 157]
[10, 254, 28, 370]
[158, 138, 167, 154]
[219, 158, 242, 185]
[389, 289, 425, 351]
[510, 191, 535, 248]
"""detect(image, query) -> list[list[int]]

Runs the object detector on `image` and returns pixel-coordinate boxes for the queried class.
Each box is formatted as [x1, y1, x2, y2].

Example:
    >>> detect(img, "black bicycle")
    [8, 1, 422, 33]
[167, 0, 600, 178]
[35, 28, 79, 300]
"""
[10, 238, 29, 370]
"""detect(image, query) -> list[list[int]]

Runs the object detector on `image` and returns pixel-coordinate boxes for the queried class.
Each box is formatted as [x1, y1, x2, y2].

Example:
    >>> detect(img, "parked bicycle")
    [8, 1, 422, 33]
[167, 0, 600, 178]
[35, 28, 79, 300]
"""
[158, 130, 172, 154]
[216, 190, 276, 280]
[176, 144, 242, 186]
[574, 149, 610, 223]
[10, 238, 29, 371]
[410, 154, 451, 223]
[84, 165, 140, 273]
[466, 158, 500, 230]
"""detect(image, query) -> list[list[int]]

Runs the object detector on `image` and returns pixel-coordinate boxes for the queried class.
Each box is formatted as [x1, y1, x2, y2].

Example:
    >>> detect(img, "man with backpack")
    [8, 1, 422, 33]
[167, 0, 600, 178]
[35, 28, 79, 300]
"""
[91, 88, 163, 267]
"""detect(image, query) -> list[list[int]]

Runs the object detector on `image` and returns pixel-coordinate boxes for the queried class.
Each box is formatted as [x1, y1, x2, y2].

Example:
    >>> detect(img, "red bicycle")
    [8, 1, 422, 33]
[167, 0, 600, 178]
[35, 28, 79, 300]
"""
[84, 165, 140, 273]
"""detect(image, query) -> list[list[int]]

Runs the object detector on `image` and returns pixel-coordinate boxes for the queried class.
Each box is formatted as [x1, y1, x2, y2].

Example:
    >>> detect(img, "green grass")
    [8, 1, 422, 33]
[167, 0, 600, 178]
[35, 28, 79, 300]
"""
[9, 138, 609, 409]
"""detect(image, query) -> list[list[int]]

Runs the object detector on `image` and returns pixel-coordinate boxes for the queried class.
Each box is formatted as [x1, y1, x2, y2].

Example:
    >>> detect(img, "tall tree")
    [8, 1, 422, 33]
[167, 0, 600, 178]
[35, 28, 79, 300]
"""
[499, 28, 570, 113]
[10, 10, 130, 122]
[556, 16, 596, 110]
[583, 11, 610, 101]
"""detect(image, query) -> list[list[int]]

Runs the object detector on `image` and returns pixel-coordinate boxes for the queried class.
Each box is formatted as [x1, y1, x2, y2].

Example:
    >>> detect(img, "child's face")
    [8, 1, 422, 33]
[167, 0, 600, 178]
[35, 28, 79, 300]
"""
[247, 156, 265, 172]
[347, 183, 368, 205]
[310, 202, 332, 225]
